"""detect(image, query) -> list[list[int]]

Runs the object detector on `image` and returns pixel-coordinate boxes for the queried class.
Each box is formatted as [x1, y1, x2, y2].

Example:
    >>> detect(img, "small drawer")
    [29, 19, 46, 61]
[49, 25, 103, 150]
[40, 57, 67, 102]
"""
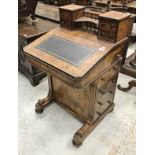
[91, 62, 120, 92]
[94, 91, 114, 120]
[98, 30, 116, 42]
[60, 10, 72, 20]
[73, 9, 84, 20]
[60, 20, 73, 29]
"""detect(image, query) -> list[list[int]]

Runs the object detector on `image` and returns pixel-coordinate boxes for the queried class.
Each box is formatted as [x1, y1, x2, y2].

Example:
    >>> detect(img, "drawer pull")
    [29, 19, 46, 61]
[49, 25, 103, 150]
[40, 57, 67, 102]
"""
[113, 66, 118, 71]
[107, 100, 112, 104]
[110, 32, 115, 37]
[109, 91, 113, 94]
[112, 79, 117, 83]
[101, 77, 105, 81]
[111, 23, 115, 28]
[97, 111, 102, 115]
[98, 101, 103, 105]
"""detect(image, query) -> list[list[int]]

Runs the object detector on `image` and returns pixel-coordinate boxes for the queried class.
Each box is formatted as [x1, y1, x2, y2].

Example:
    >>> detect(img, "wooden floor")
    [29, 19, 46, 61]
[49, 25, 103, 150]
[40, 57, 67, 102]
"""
[35, 2, 60, 23]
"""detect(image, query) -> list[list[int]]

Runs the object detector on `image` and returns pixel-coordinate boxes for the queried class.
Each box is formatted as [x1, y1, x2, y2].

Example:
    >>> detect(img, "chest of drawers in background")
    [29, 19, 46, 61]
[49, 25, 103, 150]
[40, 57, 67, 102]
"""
[75, 0, 91, 6]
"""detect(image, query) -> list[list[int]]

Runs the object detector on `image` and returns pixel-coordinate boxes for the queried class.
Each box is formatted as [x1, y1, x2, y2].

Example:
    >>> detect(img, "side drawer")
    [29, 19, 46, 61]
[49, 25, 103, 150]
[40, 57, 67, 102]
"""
[60, 19, 73, 29]
[93, 79, 117, 121]
[91, 58, 121, 92]
[59, 10, 72, 20]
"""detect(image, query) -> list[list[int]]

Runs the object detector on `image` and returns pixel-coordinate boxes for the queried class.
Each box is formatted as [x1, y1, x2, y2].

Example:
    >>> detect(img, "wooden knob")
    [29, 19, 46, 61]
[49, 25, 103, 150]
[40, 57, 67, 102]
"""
[109, 91, 113, 94]
[107, 100, 112, 104]
[97, 111, 102, 115]
[113, 66, 118, 71]
[112, 79, 117, 83]
[98, 101, 103, 105]
[111, 23, 115, 28]
[101, 77, 105, 81]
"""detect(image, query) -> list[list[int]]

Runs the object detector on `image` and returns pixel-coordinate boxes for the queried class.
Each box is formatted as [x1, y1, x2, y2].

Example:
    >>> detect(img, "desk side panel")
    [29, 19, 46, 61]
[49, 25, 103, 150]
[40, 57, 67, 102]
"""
[79, 39, 128, 88]
[52, 76, 96, 123]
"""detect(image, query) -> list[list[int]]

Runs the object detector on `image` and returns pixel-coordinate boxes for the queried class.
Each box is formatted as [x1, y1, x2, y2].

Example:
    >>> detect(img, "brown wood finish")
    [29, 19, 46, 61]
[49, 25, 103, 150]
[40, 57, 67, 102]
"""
[94, 0, 136, 14]
[18, 17, 59, 86]
[98, 11, 131, 42]
[59, 4, 85, 29]
[56, 0, 72, 6]
[75, 0, 91, 6]
[24, 26, 128, 146]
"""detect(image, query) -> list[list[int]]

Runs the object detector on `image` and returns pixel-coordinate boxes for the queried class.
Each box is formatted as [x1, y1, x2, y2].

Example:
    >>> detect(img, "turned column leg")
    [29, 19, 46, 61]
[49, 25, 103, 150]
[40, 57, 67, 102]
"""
[117, 80, 136, 92]
[35, 74, 54, 113]
[73, 103, 114, 147]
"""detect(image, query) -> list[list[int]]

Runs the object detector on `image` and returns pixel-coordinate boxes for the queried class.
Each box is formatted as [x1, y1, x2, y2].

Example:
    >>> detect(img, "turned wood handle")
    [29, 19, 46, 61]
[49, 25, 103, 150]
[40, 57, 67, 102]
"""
[107, 100, 112, 104]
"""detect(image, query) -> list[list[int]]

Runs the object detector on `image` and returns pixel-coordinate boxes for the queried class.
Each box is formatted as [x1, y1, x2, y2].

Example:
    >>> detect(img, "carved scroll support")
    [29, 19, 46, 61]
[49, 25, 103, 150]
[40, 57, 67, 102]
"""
[35, 74, 55, 113]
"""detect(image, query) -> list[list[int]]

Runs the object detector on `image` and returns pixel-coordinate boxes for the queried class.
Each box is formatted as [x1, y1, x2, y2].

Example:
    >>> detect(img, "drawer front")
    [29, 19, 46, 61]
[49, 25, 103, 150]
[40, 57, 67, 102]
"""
[76, 0, 89, 6]
[84, 11, 99, 19]
[72, 9, 84, 20]
[94, 80, 117, 121]
[91, 60, 120, 92]
[98, 19, 118, 42]
[60, 19, 73, 29]
[60, 10, 72, 20]
[98, 20, 117, 32]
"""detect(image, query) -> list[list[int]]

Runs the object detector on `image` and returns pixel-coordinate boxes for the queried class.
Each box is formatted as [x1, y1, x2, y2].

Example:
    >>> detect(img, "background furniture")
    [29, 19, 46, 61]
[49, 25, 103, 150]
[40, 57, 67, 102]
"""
[39, 0, 72, 5]
[18, 17, 58, 86]
[120, 50, 136, 78]
[117, 80, 136, 91]
[118, 51, 136, 91]
[75, 0, 91, 6]
[94, 0, 136, 14]
[57, 0, 72, 6]
[18, 0, 38, 20]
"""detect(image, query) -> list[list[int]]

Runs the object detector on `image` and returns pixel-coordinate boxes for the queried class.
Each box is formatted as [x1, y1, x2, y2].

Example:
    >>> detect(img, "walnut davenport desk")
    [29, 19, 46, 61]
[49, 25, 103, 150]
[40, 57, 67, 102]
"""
[24, 27, 128, 147]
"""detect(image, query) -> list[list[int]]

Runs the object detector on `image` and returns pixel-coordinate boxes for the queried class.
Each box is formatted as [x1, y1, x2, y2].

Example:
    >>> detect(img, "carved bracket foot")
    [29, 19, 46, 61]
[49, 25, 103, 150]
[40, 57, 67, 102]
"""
[73, 104, 115, 147]
[35, 96, 54, 113]
[117, 80, 136, 92]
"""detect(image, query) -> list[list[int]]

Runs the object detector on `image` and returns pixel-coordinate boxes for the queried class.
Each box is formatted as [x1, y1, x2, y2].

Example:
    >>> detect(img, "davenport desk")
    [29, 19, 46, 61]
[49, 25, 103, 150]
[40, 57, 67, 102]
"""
[24, 28, 128, 146]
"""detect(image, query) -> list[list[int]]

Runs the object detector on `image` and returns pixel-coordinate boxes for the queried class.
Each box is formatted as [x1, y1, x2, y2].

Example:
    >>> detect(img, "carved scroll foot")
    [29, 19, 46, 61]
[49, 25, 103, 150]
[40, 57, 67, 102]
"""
[73, 123, 91, 147]
[73, 104, 114, 147]
[35, 96, 54, 113]
[117, 80, 136, 92]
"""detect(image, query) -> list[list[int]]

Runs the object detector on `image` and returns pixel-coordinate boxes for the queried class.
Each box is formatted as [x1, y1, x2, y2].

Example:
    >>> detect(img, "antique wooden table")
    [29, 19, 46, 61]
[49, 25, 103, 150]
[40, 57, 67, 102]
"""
[18, 17, 58, 86]
[94, 0, 136, 14]
[24, 27, 128, 146]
